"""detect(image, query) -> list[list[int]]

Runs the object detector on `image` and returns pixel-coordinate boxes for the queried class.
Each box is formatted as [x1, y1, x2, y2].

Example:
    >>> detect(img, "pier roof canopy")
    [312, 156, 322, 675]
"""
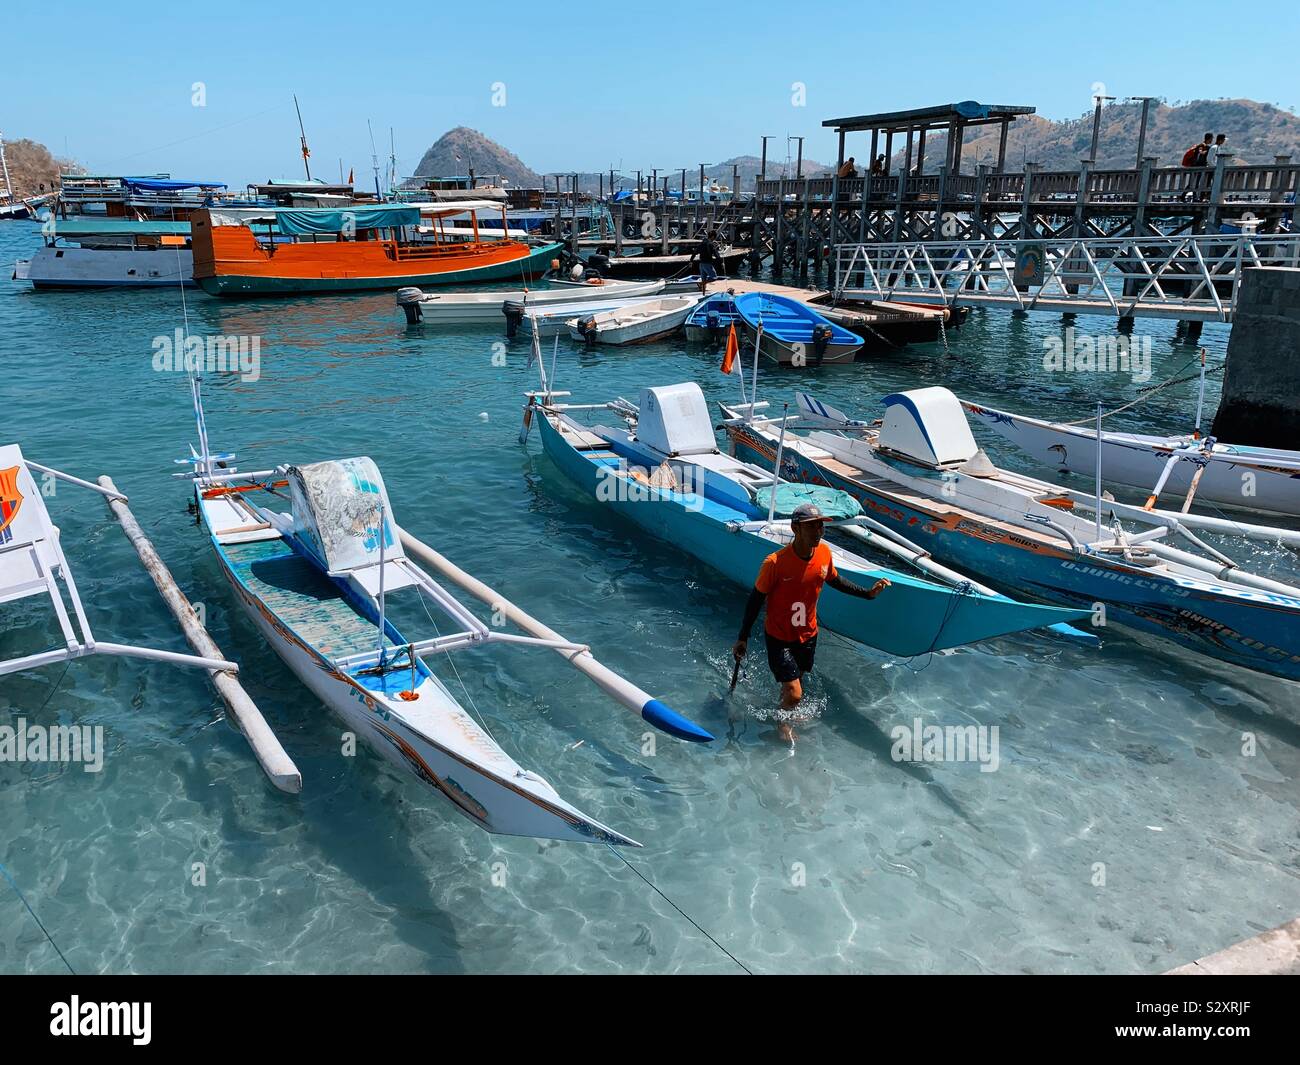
[823, 102, 1035, 134]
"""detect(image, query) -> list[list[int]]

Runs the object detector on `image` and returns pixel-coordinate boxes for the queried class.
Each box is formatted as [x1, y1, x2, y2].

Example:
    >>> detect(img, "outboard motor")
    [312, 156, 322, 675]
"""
[705, 310, 722, 347]
[396, 287, 424, 324]
[811, 323, 832, 365]
[577, 316, 599, 345]
[502, 300, 526, 338]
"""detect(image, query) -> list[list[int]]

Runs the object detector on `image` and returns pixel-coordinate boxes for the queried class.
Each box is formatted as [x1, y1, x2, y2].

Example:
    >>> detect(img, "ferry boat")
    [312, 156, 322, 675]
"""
[191, 200, 563, 296]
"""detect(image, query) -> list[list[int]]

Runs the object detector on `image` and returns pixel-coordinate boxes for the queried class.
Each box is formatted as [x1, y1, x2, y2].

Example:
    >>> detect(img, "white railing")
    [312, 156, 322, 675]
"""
[833, 234, 1300, 321]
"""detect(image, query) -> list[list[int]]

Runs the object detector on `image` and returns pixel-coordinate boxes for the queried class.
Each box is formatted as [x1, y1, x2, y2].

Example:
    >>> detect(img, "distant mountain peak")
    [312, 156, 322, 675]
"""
[412, 128, 543, 187]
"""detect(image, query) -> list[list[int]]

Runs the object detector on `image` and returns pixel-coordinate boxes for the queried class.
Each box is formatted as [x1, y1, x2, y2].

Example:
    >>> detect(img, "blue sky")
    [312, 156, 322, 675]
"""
[5, 0, 1298, 187]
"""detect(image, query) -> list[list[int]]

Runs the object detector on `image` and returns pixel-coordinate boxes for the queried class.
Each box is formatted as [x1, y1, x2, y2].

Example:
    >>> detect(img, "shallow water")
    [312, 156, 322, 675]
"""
[1, 221, 1296, 974]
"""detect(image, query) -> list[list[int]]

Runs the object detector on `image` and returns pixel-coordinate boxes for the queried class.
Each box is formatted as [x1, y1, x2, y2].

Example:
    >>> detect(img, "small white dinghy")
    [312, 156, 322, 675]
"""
[566, 296, 701, 345]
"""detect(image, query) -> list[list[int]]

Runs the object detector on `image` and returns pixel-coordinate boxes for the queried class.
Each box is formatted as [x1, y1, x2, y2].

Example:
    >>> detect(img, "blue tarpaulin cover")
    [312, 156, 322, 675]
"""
[272, 205, 419, 235]
[124, 177, 227, 191]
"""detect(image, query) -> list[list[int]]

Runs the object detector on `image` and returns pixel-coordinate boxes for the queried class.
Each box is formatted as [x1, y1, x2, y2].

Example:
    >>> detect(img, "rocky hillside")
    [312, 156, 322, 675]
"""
[412, 127, 543, 187]
[2, 137, 71, 197]
[900, 99, 1300, 172]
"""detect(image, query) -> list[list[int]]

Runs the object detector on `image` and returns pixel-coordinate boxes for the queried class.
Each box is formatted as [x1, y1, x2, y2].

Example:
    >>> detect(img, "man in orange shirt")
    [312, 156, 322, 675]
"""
[732, 503, 890, 743]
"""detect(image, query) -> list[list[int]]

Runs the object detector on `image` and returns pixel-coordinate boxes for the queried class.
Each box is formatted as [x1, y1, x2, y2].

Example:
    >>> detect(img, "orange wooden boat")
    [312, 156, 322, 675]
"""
[191, 200, 563, 296]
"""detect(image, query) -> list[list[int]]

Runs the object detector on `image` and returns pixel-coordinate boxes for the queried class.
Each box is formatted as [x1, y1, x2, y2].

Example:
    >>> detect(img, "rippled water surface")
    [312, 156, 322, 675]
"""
[1, 221, 1296, 974]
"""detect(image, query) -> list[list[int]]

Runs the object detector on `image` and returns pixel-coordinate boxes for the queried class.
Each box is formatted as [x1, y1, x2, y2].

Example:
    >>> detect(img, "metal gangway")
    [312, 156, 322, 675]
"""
[833, 234, 1300, 322]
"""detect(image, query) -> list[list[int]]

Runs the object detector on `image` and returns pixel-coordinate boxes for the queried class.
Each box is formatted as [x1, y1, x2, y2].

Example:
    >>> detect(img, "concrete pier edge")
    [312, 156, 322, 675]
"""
[1165, 916, 1300, 975]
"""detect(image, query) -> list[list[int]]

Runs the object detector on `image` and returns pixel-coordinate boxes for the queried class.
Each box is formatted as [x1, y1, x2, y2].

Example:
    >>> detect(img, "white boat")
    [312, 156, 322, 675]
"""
[963, 400, 1300, 518]
[16, 220, 194, 288]
[720, 388, 1300, 683]
[397, 277, 665, 326]
[183, 378, 710, 844]
[524, 296, 663, 337]
[566, 296, 701, 345]
[0, 131, 56, 221]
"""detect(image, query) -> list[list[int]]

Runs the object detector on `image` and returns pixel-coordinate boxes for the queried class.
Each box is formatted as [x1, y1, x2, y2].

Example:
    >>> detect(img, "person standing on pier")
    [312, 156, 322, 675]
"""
[694, 230, 725, 294]
[1210, 133, 1229, 162]
[731, 503, 891, 745]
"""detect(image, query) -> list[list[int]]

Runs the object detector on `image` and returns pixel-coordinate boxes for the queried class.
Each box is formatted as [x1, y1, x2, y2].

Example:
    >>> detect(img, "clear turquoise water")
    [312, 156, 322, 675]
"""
[1, 220, 1296, 974]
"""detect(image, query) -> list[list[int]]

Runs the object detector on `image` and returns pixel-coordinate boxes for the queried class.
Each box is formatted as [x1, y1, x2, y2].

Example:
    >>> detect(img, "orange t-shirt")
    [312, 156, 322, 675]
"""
[755, 543, 838, 643]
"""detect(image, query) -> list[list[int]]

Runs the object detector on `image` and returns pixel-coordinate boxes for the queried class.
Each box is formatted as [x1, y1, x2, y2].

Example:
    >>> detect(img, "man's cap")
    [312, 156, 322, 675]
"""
[790, 503, 825, 524]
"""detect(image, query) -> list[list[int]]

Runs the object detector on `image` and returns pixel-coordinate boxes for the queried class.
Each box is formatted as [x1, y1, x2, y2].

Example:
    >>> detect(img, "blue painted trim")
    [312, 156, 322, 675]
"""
[641, 699, 714, 743]
[881, 392, 940, 463]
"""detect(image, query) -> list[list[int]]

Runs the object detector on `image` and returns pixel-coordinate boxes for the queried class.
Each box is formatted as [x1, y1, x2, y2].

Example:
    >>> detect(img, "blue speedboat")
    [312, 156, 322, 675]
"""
[734, 291, 863, 365]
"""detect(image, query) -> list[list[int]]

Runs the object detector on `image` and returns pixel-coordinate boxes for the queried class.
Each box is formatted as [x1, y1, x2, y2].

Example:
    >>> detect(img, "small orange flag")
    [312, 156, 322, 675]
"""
[721, 322, 738, 374]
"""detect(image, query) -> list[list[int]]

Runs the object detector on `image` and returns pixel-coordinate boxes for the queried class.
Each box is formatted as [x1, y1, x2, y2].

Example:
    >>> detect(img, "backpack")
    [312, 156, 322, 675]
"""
[1182, 145, 1204, 167]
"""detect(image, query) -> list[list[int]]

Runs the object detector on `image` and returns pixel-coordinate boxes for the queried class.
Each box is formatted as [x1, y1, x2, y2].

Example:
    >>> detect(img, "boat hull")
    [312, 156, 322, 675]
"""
[724, 420, 1300, 683]
[201, 506, 634, 845]
[20, 245, 195, 288]
[537, 412, 1088, 656]
[964, 401, 1300, 518]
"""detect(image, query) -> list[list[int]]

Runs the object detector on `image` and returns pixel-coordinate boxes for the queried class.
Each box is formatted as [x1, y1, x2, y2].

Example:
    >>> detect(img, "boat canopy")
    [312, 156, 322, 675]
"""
[638, 383, 718, 457]
[48, 220, 192, 237]
[273, 204, 420, 236]
[879, 387, 979, 467]
[125, 177, 227, 191]
[405, 199, 507, 218]
[286, 458, 402, 575]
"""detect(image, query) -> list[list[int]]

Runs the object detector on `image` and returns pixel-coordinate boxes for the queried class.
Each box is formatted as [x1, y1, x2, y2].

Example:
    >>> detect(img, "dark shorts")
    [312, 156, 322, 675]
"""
[700, 263, 719, 281]
[765, 633, 817, 683]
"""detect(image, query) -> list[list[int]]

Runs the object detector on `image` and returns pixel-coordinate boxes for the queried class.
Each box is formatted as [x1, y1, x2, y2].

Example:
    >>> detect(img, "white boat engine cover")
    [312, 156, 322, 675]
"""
[286, 457, 403, 574]
[879, 387, 979, 467]
[637, 383, 717, 457]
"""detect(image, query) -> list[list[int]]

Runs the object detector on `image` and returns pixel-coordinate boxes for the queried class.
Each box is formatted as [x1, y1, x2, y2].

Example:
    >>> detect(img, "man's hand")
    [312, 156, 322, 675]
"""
[732, 639, 747, 662]
[868, 578, 892, 599]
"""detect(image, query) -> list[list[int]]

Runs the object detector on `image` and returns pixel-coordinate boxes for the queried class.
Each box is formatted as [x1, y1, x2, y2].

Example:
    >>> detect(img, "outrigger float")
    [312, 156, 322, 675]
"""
[522, 381, 1091, 657]
[720, 387, 1300, 683]
[0, 443, 301, 792]
[182, 377, 709, 845]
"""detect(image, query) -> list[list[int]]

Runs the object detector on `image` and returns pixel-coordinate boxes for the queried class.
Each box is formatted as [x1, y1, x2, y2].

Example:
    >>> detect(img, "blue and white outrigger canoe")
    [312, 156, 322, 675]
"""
[184, 385, 711, 846]
[720, 387, 1300, 683]
[734, 292, 863, 366]
[522, 381, 1089, 657]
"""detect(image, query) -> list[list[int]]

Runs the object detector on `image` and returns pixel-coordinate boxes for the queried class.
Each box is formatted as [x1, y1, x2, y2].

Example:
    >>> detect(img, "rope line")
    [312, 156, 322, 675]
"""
[603, 844, 752, 974]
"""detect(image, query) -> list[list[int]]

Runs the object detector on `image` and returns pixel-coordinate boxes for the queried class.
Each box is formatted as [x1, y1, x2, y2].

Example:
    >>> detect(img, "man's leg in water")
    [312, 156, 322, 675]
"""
[778, 676, 803, 743]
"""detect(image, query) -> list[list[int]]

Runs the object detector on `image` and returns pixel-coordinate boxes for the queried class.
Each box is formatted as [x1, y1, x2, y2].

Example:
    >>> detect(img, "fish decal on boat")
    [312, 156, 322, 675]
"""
[0, 465, 23, 544]
[374, 721, 492, 827]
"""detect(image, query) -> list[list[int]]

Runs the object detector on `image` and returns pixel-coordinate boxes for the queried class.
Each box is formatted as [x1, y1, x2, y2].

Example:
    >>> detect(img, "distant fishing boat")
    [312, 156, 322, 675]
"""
[584, 245, 748, 279]
[721, 387, 1300, 683]
[734, 291, 863, 365]
[962, 400, 1300, 519]
[191, 200, 563, 296]
[0, 131, 56, 221]
[523, 381, 1090, 657]
[183, 382, 711, 843]
[567, 296, 701, 345]
[15, 220, 195, 287]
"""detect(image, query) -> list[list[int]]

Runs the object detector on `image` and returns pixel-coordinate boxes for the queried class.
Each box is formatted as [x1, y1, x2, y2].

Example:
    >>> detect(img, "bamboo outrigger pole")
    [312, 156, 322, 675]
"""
[99, 476, 303, 793]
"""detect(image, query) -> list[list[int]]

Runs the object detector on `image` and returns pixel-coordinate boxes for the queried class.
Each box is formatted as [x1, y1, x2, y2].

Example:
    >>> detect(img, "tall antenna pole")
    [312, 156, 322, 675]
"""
[294, 95, 312, 180]
[388, 128, 397, 193]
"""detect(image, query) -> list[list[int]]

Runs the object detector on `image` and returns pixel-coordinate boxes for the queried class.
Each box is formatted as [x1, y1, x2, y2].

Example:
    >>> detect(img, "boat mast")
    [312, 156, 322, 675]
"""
[0, 130, 14, 202]
[388, 128, 397, 195]
[368, 120, 382, 199]
[293, 95, 312, 181]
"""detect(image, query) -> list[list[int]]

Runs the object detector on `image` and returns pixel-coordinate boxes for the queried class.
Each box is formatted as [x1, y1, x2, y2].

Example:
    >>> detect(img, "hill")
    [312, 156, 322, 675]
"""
[2, 137, 72, 197]
[898, 99, 1300, 173]
[412, 127, 543, 187]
